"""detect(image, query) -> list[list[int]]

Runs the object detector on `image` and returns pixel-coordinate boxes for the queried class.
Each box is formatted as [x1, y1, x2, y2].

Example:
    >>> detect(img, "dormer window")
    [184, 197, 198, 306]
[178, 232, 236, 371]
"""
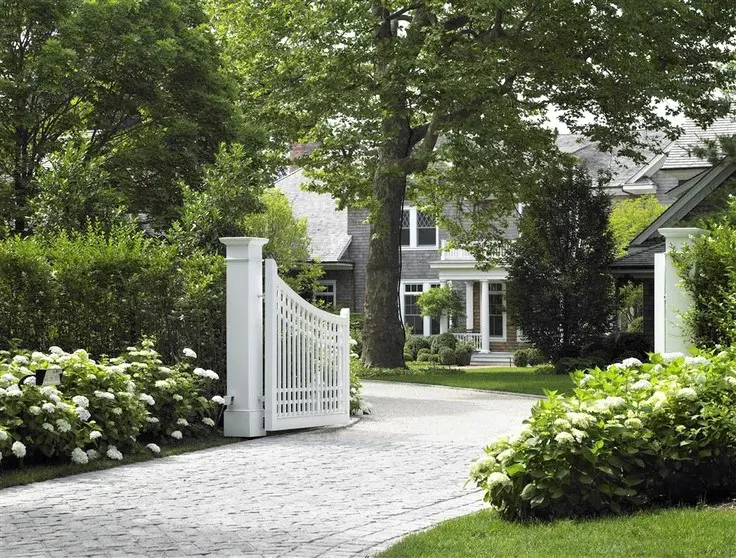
[400, 207, 438, 248]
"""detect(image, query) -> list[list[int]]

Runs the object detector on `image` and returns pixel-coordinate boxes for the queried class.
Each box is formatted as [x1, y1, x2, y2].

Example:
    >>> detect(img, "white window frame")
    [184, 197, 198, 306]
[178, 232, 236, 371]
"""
[312, 279, 337, 306]
[401, 206, 439, 250]
[488, 282, 507, 342]
[400, 281, 441, 336]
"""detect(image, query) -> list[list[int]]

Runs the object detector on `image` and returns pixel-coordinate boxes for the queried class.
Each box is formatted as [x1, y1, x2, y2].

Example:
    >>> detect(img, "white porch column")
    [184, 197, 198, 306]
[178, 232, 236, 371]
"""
[480, 279, 490, 353]
[423, 281, 432, 336]
[654, 228, 704, 354]
[439, 280, 449, 333]
[220, 237, 268, 438]
[465, 281, 474, 331]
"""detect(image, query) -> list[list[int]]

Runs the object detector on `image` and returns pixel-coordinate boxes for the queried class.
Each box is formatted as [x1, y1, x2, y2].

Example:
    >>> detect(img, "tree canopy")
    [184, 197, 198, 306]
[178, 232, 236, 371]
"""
[215, 0, 736, 367]
[610, 195, 667, 257]
[0, 0, 246, 233]
[507, 162, 616, 359]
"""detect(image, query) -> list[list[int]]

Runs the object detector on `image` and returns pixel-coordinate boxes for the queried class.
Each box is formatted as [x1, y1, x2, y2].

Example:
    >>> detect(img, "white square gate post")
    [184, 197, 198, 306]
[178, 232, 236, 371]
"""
[220, 237, 268, 438]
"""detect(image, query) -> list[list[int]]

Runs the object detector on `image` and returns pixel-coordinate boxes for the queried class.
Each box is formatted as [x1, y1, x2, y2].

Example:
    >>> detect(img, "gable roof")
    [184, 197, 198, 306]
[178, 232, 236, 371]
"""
[629, 157, 736, 247]
[662, 115, 736, 170]
[274, 168, 352, 262]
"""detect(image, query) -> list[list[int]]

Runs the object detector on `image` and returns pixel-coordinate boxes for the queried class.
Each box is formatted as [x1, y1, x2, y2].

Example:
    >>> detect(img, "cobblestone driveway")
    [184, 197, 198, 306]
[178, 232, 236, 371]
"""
[0, 382, 537, 558]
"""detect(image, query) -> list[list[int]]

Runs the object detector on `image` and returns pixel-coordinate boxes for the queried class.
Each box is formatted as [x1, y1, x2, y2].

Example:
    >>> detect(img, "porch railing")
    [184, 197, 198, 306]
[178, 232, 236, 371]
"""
[440, 240, 510, 262]
[451, 332, 482, 351]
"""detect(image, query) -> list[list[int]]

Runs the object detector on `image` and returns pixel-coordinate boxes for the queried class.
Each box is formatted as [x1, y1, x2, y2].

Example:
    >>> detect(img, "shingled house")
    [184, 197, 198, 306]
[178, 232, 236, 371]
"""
[278, 118, 736, 362]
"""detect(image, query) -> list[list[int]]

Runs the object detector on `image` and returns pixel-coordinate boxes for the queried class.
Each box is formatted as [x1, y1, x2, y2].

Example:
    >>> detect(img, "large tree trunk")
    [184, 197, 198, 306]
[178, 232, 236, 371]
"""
[361, 162, 407, 368]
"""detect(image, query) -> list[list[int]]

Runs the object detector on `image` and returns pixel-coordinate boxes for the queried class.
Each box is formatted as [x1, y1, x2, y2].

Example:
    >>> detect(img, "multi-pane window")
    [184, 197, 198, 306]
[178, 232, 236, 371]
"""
[403, 283, 440, 335]
[489, 283, 504, 337]
[313, 281, 336, 307]
[400, 207, 437, 248]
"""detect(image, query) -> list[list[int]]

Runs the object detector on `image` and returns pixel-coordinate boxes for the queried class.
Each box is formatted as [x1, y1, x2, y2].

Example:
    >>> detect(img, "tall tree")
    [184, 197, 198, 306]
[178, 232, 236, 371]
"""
[0, 0, 240, 233]
[218, 0, 736, 367]
[507, 163, 616, 359]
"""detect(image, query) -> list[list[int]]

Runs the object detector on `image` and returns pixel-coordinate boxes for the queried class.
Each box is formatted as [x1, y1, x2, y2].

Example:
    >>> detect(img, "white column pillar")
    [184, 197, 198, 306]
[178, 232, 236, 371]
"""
[423, 281, 432, 336]
[220, 237, 269, 438]
[465, 281, 474, 331]
[480, 279, 490, 353]
[656, 228, 704, 354]
[439, 280, 448, 333]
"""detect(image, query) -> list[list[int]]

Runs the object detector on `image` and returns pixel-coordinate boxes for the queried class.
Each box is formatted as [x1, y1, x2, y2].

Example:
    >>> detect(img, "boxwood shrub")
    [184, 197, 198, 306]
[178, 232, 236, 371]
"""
[470, 349, 736, 520]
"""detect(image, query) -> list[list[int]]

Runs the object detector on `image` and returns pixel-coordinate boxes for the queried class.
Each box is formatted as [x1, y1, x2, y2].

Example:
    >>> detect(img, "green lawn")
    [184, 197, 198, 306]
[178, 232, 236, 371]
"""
[0, 435, 241, 490]
[378, 507, 736, 558]
[365, 364, 574, 396]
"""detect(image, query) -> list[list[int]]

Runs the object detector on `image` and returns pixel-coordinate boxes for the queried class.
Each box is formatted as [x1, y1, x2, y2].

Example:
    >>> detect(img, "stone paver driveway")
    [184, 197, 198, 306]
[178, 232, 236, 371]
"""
[0, 381, 537, 558]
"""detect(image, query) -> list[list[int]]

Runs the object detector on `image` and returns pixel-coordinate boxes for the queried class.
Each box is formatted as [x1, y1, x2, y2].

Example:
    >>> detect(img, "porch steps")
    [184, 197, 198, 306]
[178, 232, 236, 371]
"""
[470, 351, 515, 367]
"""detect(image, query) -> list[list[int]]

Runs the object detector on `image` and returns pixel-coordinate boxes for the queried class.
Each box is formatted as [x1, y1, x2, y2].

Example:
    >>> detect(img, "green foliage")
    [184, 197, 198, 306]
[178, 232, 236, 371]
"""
[405, 335, 432, 360]
[532, 364, 556, 375]
[438, 347, 456, 366]
[554, 356, 606, 375]
[241, 188, 323, 293]
[431, 333, 458, 354]
[0, 341, 219, 467]
[507, 163, 616, 360]
[417, 352, 432, 363]
[454, 342, 475, 367]
[673, 210, 736, 348]
[471, 350, 736, 520]
[514, 348, 548, 368]
[416, 286, 464, 321]
[0, 0, 243, 233]
[609, 196, 667, 257]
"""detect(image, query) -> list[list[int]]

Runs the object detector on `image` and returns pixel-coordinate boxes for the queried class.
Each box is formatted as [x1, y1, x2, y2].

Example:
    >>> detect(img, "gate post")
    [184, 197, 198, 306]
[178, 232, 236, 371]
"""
[220, 237, 268, 438]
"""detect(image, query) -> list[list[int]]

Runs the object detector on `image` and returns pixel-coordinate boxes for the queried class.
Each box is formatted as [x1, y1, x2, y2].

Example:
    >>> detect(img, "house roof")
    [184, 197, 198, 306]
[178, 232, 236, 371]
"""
[274, 168, 352, 262]
[610, 243, 665, 275]
[629, 158, 736, 247]
[662, 115, 736, 170]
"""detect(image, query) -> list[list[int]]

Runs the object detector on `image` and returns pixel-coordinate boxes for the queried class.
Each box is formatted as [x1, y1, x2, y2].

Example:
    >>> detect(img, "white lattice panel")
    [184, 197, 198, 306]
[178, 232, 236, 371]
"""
[264, 259, 350, 431]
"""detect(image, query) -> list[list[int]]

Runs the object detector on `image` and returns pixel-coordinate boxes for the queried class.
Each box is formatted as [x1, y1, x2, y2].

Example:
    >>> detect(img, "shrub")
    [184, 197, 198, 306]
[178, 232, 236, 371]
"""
[455, 342, 475, 366]
[431, 332, 457, 354]
[470, 349, 736, 520]
[0, 342, 220, 467]
[513, 349, 529, 368]
[438, 347, 456, 365]
[554, 356, 606, 375]
[417, 348, 431, 357]
[514, 348, 547, 367]
[404, 350, 415, 362]
[405, 335, 431, 360]
[417, 352, 432, 363]
[532, 364, 556, 375]
[427, 354, 440, 363]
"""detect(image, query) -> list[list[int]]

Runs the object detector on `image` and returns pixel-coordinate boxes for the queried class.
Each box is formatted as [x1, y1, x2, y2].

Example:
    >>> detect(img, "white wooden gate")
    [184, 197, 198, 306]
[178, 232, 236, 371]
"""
[219, 237, 350, 438]
[264, 259, 350, 430]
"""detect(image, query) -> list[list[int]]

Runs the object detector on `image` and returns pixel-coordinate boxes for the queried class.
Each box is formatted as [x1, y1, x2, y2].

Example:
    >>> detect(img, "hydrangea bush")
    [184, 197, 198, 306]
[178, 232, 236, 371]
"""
[470, 350, 736, 520]
[0, 341, 223, 467]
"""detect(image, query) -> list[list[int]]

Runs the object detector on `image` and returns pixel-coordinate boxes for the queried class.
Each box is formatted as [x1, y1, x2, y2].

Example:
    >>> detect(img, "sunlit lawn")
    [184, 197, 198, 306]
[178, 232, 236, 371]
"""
[364, 363, 574, 396]
[378, 507, 736, 558]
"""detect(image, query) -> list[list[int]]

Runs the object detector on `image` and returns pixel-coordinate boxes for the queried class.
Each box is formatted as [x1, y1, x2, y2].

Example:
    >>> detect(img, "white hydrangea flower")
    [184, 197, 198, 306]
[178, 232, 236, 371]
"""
[0, 429, 8, 441]
[71, 447, 89, 465]
[94, 390, 115, 400]
[726, 376, 736, 387]
[0, 372, 17, 385]
[661, 352, 685, 363]
[565, 412, 595, 428]
[211, 395, 226, 405]
[154, 380, 169, 389]
[202, 417, 215, 427]
[12, 441, 26, 458]
[146, 443, 161, 454]
[55, 419, 71, 433]
[159, 366, 172, 374]
[684, 356, 709, 367]
[173, 394, 183, 401]
[21, 374, 36, 385]
[620, 357, 642, 368]
[676, 387, 697, 401]
[555, 431, 575, 444]
[89, 431, 102, 440]
[171, 430, 183, 440]
[578, 374, 594, 386]
[495, 449, 515, 464]
[73, 349, 89, 359]
[176, 418, 189, 426]
[111, 407, 123, 416]
[553, 418, 571, 429]
[645, 390, 668, 410]
[591, 397, 626, 413]
[29, 405, 41, 415]
[31, 351, 45, 361]
[86, 449, 100, 460]
[41, 402, 56, 413]
[76, 407, 91, 421]
[139, 393, 155, 406]
[487, 471, 512, 488]
[469, 455, 496, 477]
[12, 355, 29, 365]
[106, 446, 123, 460]
[183, 348, 197, 358]
[193, 367, 206, 376]
[49, 346, 64, 355]
[5, 384, 21, 397]
[72, 395, 89, 408]
[571, 428, 587, 442]
[42, 423, 55, 432]
[147, 417, 160, 423]
[127, 381, 136, 393]
[624, 417, 643, 429]
[631, 379, 652, 390]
